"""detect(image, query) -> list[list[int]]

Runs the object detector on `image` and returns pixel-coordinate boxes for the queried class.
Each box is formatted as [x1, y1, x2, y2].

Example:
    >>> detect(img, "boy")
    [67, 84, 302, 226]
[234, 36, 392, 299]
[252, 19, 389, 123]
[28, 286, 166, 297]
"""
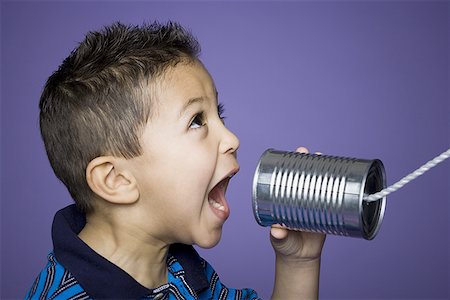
[26, 22, 325, 299]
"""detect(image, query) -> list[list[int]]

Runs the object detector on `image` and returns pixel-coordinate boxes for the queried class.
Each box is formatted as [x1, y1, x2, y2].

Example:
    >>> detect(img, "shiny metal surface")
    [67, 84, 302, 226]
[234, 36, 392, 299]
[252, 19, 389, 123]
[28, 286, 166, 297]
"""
[252, 149, 386, 240]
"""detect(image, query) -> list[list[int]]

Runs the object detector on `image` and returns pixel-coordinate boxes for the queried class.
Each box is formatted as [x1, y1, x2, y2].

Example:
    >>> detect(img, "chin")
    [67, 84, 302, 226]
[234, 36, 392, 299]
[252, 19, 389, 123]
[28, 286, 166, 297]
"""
[195, 231, 222, 249]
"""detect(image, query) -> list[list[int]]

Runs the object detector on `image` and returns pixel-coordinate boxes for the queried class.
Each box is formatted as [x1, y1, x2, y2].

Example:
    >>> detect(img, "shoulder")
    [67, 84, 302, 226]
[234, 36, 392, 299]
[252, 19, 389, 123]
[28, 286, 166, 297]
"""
[25, 253, 89, 300]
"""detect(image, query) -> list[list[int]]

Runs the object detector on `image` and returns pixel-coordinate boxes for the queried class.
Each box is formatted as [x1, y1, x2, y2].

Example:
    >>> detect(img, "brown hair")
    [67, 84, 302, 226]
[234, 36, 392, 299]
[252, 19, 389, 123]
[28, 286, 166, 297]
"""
[39, 21, 200, 212]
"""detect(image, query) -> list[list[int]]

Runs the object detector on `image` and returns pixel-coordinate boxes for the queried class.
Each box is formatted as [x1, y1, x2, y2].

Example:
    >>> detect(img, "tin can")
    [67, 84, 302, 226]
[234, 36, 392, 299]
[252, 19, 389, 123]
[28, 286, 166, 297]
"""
[252, 149, 386, 240]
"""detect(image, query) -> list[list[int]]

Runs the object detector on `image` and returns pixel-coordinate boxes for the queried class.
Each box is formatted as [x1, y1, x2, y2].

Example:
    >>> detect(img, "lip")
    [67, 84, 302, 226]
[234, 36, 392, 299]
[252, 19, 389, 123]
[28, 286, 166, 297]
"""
[224, 165, 240, 181]
[210, 165, 240, 188]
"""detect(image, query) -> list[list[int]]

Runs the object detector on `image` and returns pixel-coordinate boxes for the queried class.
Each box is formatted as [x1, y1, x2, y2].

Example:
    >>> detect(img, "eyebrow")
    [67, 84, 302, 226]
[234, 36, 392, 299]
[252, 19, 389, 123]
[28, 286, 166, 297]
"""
[179, 97, 205, 117]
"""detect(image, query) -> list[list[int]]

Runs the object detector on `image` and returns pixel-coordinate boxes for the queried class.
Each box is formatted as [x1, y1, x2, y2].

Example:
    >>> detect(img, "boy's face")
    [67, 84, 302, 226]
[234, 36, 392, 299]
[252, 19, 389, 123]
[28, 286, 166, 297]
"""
[127, 61, 240, 248]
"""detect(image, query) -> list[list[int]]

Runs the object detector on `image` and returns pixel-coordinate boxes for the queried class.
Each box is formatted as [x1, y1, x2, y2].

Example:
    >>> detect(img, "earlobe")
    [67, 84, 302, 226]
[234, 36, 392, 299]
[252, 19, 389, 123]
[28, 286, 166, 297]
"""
[86, 156, 139, 205]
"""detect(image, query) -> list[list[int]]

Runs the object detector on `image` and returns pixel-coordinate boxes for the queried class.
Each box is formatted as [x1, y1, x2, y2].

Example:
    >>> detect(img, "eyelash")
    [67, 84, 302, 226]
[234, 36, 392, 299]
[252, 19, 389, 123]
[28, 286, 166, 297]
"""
[189, 103, 226, 130]
[218, 103, 225, 120]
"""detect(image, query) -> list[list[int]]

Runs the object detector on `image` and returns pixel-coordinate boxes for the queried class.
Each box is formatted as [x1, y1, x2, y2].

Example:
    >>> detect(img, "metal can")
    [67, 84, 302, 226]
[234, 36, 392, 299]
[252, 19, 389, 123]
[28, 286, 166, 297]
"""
[252, 149, 386, 240]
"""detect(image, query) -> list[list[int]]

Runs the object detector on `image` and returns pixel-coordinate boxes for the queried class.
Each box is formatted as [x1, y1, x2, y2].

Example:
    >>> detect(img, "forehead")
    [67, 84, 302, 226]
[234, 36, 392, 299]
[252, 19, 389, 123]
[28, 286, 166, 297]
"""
[156, 61, 217, 108]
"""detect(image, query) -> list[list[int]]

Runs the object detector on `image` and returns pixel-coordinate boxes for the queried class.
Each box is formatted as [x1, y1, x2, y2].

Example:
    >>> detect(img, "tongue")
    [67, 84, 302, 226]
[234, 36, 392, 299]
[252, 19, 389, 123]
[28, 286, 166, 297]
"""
[209, 179, 225, 207]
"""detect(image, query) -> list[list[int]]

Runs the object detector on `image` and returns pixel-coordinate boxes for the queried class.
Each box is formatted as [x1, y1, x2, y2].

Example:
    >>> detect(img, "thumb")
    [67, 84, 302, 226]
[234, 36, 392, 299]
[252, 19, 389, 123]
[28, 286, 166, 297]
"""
[270, 225, 288, 241]
[270, 225, 302, 256]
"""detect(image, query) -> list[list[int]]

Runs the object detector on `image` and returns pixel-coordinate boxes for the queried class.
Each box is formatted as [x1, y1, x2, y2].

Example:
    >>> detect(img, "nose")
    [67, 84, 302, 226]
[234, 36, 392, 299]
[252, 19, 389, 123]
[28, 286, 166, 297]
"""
[218, 123, 240, 155]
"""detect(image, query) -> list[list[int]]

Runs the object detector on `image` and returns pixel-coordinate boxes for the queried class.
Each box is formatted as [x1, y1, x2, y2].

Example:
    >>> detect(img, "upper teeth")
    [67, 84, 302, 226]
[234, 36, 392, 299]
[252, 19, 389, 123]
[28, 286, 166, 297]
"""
[209, 199, 225, 211]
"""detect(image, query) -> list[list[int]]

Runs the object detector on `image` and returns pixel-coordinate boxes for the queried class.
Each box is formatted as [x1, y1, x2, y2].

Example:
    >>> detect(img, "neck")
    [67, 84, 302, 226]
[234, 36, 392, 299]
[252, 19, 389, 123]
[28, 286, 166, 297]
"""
[78, 214, 169, 289]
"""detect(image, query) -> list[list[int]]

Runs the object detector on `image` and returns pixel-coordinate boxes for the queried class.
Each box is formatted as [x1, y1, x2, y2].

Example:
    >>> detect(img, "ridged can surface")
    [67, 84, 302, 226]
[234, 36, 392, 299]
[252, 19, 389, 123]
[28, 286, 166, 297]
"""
[252, 149, 386, 240]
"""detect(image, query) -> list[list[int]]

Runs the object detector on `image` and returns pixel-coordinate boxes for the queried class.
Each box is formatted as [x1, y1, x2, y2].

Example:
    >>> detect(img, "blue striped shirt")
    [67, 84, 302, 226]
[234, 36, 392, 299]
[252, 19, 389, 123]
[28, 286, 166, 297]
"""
[25, 205, 259, 300]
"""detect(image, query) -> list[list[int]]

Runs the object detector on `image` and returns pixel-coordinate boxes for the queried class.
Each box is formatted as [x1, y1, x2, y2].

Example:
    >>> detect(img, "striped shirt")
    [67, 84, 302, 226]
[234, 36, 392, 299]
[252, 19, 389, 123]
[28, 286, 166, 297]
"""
[25, 205, 259, 300]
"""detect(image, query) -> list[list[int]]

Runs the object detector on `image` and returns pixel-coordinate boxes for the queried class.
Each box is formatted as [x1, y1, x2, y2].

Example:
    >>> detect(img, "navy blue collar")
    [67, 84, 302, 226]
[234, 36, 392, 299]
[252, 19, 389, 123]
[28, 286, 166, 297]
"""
[52, 204, 209, 299]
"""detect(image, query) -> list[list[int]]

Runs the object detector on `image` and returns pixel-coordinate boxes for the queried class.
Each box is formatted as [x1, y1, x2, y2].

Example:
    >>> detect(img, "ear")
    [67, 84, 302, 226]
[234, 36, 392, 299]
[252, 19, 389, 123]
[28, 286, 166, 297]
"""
[86, 156, 139, 205]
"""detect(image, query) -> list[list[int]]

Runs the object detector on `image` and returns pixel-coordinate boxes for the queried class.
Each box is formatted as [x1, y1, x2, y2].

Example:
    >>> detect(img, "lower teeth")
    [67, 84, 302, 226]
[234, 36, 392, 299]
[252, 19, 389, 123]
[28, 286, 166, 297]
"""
[209, 199, 225, 211]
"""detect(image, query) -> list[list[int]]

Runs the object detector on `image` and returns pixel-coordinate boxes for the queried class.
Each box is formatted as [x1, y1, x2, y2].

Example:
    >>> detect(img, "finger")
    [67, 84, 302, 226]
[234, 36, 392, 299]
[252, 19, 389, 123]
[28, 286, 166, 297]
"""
[296, 146, 309, 154]
[270, 225, 288, 240]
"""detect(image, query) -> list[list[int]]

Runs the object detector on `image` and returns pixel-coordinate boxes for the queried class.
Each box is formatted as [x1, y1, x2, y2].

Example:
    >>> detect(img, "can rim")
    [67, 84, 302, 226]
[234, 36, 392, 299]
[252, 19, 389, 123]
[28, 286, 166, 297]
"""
[252, 149, 274, 226]
[359, 159, 387, 240]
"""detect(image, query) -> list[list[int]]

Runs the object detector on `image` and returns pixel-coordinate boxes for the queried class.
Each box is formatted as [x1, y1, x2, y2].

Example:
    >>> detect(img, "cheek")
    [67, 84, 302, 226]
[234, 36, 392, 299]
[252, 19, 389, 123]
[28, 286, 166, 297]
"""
[170, 156, 218, 214]
[175, 159, 215, 197]
[137, 139, 218, 200]
[147, 156, 213, 202]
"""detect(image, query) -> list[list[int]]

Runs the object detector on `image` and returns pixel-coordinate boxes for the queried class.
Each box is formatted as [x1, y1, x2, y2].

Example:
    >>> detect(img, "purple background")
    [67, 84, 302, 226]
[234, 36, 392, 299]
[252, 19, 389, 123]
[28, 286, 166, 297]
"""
[1, 1, 449, 299]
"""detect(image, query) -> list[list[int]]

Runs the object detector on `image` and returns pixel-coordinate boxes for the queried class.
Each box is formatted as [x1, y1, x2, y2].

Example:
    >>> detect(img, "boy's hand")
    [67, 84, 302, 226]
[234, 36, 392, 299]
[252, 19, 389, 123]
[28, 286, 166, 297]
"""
[270, 226, 325, 262]
[270, 147, 326, 300]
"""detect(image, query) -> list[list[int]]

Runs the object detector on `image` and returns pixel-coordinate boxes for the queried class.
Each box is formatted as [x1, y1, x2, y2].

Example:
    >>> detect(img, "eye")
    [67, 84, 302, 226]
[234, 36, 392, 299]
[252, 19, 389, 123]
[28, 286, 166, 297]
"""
[189, 112, 206, 129]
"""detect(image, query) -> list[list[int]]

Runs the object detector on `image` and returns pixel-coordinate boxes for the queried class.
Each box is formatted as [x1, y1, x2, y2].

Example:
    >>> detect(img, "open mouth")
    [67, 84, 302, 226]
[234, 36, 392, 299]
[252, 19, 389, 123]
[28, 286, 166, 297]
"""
[208, 172, 237, 221]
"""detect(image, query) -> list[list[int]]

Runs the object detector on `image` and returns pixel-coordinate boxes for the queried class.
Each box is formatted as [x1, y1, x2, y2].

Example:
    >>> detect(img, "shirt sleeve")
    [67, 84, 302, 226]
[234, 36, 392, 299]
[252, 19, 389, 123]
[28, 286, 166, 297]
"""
[24, 253, 88, 300]
[199, 258, 261, 300]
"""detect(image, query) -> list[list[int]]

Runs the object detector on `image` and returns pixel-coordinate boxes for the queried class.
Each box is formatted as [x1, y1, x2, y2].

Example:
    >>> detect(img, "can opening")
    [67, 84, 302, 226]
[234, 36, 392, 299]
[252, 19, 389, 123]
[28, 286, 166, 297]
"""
[362, 160, 386, 239]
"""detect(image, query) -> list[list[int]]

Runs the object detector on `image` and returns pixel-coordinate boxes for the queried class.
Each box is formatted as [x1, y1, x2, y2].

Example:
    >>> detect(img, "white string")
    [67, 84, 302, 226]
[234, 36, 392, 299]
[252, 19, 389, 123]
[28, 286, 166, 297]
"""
[364, 148, 450, 202]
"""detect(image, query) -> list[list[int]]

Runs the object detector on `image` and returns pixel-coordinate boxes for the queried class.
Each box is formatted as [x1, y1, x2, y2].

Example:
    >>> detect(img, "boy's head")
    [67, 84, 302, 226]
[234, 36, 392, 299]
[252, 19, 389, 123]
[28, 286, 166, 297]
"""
[40, 22, 240, 247]
[40, 22, 200, 213]
[39, 23, 200, 211]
